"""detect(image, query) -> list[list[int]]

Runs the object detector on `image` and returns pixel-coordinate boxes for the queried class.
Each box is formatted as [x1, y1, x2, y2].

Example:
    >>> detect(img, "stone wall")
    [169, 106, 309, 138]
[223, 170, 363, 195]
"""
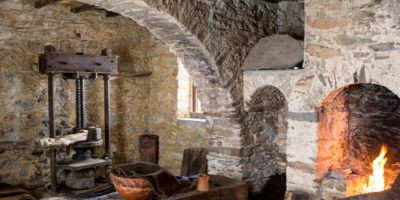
[79, 0, 246, 179]
[0, 0, 150, 188]
[139, 0, 303, 192]
[305, 0, 400, 198]
[2, 0, 399, 198]
[177, 118, 208, 159]
[73, 0, 399, 197]
[147, 40, 208, 174]
[278, 1, 304, 40]
[0, 0, 208, 188]
[244, 0, 400, 197]
[177, 60, 191, 119]
[142, 0, 280, 180]
[76, 0, 304, 192]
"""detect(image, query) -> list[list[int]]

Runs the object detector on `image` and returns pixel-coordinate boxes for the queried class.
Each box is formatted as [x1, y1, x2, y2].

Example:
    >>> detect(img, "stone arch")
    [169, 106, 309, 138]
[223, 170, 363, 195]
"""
[242, 85, 288, 192]
[77, 0, 228, 108]
[74, 0, 296, 179]
[317, 83, 400, 198]
[75, 0, 247, 178]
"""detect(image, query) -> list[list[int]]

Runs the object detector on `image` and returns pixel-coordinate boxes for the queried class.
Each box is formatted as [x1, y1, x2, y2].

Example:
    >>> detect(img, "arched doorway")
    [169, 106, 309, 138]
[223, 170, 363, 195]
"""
[243, 85, 288, 198]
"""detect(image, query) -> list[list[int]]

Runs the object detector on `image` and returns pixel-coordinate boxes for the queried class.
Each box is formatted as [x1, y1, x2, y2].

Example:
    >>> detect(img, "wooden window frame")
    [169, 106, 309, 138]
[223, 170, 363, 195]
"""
[190, 83, 205, 119]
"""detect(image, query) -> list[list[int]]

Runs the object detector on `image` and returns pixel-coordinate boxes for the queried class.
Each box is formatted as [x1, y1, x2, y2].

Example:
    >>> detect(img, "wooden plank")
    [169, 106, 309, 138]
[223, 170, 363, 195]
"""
[180, 148, 208, 176]
[34, 0, 61, 8]
[39, 54, 118, 75]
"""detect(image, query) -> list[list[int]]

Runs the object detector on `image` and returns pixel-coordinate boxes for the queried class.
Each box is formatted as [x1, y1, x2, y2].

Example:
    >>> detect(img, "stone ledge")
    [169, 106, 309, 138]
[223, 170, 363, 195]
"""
[177, 118, 206, 123]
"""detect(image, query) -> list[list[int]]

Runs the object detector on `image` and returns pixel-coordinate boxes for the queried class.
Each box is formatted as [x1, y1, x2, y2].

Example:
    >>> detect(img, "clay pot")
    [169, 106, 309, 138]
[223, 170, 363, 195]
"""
[109, 170, 155, 200]
[197, 174, 210, 192]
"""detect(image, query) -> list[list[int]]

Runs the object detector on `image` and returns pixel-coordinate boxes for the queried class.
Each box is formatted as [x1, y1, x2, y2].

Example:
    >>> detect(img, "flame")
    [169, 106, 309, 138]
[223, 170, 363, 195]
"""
[363, 145, 388, 193]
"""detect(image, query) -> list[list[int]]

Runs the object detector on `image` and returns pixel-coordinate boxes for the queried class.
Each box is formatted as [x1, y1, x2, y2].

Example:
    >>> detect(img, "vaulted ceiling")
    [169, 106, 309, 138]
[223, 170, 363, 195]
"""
[30, 0, 289, 15]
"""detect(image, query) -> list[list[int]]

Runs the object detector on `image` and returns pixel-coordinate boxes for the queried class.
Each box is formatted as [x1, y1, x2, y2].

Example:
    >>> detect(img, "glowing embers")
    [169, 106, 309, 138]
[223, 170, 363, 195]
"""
[362, 145, 389, 193]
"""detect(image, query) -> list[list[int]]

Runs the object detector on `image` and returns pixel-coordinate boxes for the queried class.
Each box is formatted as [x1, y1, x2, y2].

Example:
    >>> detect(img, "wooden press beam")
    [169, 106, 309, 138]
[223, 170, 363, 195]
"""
[34, 0, 61, 8]
[39, 54, 119, 75]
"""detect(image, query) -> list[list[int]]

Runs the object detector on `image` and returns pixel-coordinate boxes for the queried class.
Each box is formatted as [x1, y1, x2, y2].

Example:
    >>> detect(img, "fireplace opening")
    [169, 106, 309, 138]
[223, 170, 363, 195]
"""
[318, 83, 400, 199]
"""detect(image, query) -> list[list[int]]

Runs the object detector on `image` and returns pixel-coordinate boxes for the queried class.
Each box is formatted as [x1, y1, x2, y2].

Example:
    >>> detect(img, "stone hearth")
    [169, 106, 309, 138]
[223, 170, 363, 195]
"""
[318, 84, 400, 199]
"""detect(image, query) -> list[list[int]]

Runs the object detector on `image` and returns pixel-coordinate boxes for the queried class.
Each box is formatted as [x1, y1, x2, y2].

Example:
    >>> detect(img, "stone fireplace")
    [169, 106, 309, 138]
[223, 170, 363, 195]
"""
[318, 84, 400, 199]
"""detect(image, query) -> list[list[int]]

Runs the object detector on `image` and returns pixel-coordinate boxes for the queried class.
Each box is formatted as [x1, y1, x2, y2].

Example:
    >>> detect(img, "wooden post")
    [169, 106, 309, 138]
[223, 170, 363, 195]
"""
[104, 75, 111, 157]
[48, 73, 57, 194]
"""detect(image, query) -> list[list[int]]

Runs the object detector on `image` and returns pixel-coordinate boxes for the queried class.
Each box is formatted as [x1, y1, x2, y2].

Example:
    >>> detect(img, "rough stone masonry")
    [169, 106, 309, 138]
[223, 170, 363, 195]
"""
[0, 0, 207, 189]
[1, 0, 400, 199]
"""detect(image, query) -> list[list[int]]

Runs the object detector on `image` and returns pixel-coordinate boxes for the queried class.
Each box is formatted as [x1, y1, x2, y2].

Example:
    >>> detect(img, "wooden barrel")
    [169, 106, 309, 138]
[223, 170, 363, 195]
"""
[139, 134, 159, 164]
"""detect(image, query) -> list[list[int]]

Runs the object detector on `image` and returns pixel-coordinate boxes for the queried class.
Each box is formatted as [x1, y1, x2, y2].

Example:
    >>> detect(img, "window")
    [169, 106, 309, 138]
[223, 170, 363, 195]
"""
[177, 58, 204, 119]
[190, 83, 204, 118]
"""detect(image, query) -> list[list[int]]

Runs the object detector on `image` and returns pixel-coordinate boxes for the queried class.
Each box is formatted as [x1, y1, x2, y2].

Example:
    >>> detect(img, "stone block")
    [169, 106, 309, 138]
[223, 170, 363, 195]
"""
[306, 44, 342, 59]
[308, 18, 351, 29]
[370, 43, 396, 52]
[285, 191, 312, 200]
[65, 169, 95, 189]
[321, 175, 367, 199]
[330, 169, 352, 180]
[242, 34, 304, 70]
[322, 179, 335, 189]
[324, 191, 345, 200]
[287, 161, 315, 174]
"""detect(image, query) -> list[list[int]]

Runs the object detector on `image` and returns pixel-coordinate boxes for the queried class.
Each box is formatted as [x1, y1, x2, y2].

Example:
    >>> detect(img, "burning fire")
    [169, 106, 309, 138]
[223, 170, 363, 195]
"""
[363, 145, 388, 193]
